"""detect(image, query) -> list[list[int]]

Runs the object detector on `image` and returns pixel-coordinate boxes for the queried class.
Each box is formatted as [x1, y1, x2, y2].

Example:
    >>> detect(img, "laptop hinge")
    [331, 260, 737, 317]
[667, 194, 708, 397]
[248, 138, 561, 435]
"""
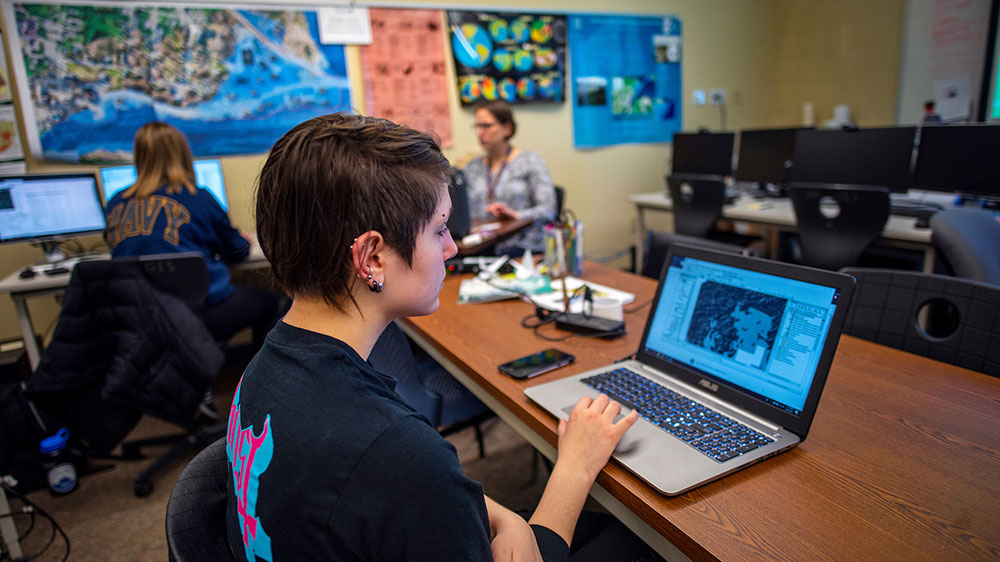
[634, 362, 782, 433]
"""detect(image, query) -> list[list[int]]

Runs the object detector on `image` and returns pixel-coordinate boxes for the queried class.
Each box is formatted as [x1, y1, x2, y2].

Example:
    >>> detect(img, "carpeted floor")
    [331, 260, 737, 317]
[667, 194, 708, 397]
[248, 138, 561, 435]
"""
[6, 348, 548, 561]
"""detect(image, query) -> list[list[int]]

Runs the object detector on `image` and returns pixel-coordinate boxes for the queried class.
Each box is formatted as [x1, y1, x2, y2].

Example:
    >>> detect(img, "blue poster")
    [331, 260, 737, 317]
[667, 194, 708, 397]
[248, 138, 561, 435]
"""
[569, 15, 681, 148]
[7, 4, 351, 162]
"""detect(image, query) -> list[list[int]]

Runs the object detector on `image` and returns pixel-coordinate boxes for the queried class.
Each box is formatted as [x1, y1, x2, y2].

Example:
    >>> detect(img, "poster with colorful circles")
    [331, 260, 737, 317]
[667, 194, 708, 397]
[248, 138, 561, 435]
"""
[447, 10, 566, 106]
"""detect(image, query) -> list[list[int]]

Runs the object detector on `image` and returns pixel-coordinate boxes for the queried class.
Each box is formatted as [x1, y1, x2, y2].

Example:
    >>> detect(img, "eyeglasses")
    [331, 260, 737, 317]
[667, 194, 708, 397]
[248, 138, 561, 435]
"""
[472, 122, 498, 131]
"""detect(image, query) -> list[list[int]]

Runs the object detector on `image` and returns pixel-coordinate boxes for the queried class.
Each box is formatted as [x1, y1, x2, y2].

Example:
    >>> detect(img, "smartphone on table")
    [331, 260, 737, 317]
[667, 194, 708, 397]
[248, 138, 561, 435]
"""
[498, 348, 575, 379]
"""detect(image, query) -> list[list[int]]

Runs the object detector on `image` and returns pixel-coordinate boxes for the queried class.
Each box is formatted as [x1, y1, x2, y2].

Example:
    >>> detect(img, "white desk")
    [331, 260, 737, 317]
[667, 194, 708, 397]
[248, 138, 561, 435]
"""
[629, 191, 936, 274]
[0, 249, 269, 370]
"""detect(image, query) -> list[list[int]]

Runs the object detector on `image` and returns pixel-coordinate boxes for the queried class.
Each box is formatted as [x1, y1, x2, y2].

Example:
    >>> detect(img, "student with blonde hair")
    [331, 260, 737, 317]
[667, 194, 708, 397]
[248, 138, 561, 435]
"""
[105, 122, 278, 416]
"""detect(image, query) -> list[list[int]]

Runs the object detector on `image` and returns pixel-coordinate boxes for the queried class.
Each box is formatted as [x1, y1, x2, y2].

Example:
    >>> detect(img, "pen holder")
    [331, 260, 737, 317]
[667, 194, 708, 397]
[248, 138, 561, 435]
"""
[544, 221, 584, 278]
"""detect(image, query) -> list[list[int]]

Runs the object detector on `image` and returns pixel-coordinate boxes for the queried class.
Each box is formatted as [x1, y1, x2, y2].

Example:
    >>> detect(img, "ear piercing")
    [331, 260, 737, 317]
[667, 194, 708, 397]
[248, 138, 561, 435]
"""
[369, 280, 384, 293]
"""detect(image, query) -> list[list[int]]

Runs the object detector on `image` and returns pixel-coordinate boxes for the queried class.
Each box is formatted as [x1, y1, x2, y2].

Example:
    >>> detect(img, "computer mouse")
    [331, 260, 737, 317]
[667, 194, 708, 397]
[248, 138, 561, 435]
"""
[18, 268, 36, 279]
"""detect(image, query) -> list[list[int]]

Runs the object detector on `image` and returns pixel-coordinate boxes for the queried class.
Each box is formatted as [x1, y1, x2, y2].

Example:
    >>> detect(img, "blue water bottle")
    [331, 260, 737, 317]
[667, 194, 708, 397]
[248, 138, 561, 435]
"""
[40, 428, 77, 494]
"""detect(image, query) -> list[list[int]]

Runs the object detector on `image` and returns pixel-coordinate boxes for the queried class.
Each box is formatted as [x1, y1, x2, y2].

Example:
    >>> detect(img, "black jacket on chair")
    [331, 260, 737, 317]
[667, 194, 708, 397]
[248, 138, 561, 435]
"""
[26, 259, 224, 455]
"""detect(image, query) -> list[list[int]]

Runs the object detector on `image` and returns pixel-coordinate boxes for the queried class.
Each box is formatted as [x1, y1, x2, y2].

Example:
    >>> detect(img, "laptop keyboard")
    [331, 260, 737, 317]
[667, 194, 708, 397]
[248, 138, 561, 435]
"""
[581, 368, 774, 463]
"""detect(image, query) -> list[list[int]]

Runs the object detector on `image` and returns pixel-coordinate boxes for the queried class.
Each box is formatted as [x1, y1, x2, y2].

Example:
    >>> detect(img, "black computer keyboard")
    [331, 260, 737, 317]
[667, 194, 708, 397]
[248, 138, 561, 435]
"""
[581, 368, 773, 463]
[889, 201, 943, 219]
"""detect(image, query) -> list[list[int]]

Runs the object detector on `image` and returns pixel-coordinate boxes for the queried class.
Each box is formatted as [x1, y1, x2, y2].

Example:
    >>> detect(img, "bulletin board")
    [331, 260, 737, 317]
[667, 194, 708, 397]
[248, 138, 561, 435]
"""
[1, 1, 352, 163]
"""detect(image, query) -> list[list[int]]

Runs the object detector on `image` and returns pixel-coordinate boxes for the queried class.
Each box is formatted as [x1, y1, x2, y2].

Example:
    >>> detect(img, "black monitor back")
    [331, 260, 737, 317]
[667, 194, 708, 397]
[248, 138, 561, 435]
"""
[736, 127, 811, 184]
[791, 127, 916, 192]
[672, 132, 734, 176]
[446, 167, 471, 239]
[913, 125, 1000, 199]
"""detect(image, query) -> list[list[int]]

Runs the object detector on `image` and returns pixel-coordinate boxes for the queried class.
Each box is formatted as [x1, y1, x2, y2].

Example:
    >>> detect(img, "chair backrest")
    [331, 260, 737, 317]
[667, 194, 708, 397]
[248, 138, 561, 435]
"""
[788, 183, 890, 271]
[553, 185, 566, 220]
[840, 268, 1000, 377]
[165, 438, 236, 562]
[369, 322, 442, 424]
[642, 230, 748, 279]
[666, 174, 727, 237]
[930, 208, 1000, 285]
[446, 167, 472, 239]
[71, 253, 210, 312]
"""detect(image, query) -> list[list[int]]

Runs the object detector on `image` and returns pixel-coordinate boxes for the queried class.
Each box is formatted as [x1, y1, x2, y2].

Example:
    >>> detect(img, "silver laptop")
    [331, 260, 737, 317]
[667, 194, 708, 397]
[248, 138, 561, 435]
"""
[525, 245, 855, 495]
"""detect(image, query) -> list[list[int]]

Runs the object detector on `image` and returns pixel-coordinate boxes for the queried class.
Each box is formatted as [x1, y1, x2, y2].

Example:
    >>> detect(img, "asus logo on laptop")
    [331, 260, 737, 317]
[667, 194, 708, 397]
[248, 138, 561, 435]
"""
[698, 379, 719, 392]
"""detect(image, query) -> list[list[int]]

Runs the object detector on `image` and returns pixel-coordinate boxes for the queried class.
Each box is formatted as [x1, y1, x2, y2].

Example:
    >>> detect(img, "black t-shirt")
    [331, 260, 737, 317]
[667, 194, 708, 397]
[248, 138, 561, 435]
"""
[225, 321, 568, 561]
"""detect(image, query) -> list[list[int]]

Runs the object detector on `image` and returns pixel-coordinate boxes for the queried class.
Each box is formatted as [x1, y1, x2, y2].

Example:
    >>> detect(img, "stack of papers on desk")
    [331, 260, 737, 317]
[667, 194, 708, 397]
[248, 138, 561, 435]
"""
[532, 277, 635, 313]
[457, 275, 635, 311]
[457, 276, 550, 304]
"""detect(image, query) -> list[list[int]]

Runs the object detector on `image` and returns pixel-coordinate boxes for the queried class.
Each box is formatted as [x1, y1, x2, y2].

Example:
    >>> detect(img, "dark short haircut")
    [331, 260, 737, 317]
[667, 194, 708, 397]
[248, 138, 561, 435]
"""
[256, 113, 450, 309]
[924, 100, 935, 109]
[475, 99, 517, 140]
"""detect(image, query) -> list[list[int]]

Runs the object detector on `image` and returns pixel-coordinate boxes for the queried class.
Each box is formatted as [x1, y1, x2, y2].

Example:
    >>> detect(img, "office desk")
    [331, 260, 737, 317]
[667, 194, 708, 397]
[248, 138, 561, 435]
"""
[400, 263, 1000, 562]
[628, 192, 935, 275]
[0, 247, 269, 370]
[457, 217, 533, 256]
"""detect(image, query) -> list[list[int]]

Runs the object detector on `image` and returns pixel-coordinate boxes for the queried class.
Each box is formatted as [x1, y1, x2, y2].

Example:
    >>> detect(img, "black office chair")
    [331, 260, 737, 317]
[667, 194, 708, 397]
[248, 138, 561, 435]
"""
[641, 230, 749, 279]
[930, 208, 1000, 285]
[165, 437, 236, 562]
[840, 268, 1000, 377]
[666, 173, 761, 249]
[369, 322, 493, 458]
[788, 183, 890, 271]
[28, 253, 227, 497]
[553, 185, 566, 220]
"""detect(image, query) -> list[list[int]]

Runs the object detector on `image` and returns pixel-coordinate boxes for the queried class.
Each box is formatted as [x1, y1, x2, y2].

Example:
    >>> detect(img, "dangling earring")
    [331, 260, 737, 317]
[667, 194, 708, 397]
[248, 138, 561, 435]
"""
[370, 280, 384, 293]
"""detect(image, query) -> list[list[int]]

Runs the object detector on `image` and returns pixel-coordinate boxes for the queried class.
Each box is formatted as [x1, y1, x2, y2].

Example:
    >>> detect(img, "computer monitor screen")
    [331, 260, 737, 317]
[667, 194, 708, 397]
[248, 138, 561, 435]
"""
[100, 159, 228, 211]
[672, 132, 735, 176]
[0, 173, 105, 244]
[735, 128, 811, 184]
[791, 127, 916, 192]
[913, 125, 1000, 198]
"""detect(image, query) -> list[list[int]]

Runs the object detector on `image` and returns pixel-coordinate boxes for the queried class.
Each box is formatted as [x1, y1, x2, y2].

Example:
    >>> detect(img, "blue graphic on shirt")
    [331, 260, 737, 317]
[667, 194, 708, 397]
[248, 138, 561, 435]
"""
[227, 380, 274, 562]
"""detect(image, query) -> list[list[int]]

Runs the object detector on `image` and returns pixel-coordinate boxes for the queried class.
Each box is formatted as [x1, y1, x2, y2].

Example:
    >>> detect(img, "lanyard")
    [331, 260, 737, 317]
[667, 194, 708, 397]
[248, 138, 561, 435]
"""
[486, 146, 512, 203]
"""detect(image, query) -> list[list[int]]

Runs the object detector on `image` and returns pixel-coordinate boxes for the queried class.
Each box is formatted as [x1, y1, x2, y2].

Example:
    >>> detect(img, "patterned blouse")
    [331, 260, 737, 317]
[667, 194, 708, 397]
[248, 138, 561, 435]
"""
[463, 150, 556, 253]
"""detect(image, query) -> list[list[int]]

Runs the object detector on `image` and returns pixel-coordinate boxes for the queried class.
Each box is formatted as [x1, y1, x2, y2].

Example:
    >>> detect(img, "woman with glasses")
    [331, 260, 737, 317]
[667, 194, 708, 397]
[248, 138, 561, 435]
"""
[464, 100, 557, 255]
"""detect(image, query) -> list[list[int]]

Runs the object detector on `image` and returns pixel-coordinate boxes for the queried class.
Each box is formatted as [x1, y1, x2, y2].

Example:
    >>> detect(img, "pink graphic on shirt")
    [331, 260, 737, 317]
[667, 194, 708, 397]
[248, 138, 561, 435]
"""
[227, 379, 274, 561]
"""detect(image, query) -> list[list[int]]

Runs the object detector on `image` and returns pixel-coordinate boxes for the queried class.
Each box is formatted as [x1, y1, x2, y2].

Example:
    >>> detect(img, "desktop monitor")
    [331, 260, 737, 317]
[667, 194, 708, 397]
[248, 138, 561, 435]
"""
[99, 159, 228, 211]
[791, 127, 916, 192]
[0, 173, 105, 261]
[913, 125, 1000, 200]
[671, 132, 735, 176]
[735, 127, 812, 184]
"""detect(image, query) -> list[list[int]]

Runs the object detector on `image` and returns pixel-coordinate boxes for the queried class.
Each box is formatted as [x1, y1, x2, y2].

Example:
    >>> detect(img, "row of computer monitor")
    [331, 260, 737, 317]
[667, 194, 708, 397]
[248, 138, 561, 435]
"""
[0, 159, 227, 250]
[673, 124, 1000, 198]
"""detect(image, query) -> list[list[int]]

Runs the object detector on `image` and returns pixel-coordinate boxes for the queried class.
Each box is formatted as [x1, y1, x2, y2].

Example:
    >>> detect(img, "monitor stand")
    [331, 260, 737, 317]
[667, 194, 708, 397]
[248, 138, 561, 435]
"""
[39, 241, 67, 264]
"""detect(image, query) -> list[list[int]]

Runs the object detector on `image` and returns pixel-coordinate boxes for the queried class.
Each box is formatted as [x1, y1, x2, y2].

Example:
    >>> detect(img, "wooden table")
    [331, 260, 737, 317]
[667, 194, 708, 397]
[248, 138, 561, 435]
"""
[400, 262, 1000, 562]
[456, 217, 533, 256]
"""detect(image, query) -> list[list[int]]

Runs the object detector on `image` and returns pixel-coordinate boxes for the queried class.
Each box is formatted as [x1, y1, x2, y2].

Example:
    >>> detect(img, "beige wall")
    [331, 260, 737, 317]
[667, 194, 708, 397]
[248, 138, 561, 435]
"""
[770, 0, 906, 127]
[0, 0, 906, 342]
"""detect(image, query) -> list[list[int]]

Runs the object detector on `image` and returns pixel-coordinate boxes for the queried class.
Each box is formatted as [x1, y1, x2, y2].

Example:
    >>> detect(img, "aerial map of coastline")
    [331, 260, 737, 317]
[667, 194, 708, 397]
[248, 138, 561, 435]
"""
[10, 4, 351, 162]
[686, 281, 787, 370]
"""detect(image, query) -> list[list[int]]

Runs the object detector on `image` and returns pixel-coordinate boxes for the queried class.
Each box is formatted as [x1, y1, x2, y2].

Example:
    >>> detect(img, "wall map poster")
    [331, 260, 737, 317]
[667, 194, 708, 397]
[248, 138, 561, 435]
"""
[447, 10, 565, 106]
[3, 3, 352, 162]
[570, 14, 681, 148]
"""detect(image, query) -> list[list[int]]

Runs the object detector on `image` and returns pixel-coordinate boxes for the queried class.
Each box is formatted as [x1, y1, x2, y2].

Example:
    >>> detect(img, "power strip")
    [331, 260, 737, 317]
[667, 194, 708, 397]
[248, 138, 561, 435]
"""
[554, 313, 625, 338]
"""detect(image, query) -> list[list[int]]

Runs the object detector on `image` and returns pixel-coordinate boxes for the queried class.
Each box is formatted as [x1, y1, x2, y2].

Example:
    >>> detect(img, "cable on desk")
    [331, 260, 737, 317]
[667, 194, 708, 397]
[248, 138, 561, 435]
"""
[623, 299, 651, 314]
[0, 481, 71, 562]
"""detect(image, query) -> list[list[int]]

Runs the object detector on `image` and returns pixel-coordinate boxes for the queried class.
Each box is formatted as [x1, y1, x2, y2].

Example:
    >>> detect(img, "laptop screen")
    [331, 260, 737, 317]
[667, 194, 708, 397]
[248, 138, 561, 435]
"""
[99, 159, 228, 211]
[642, 255, 842, 416]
